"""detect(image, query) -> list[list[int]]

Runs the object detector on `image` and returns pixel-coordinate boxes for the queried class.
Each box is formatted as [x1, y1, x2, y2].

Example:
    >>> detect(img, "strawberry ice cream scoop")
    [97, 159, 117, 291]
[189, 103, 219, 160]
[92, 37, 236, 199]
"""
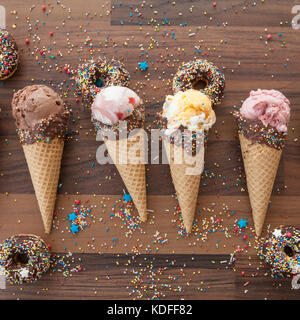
[91, 86, 142, 125]
[240, 89, 290, 133]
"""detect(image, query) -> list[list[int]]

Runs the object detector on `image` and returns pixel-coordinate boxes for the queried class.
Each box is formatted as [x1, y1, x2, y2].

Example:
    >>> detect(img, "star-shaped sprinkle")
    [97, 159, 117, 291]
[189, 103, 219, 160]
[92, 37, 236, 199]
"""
[238, 218, 248, 228]
[273, 228, 282, 238]
[139, 61, 148, 71]
[123, 193, 132, 203]
[70, 224, 79, 234]
[19, 268, 29, 278]
[68, 212, 78, 222]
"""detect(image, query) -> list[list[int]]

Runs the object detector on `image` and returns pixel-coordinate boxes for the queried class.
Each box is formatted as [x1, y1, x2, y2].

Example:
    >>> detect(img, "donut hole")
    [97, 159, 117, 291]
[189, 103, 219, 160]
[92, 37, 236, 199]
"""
[10, 251, 29, 267]
[193, 79, 208, 91]
[94, 71, 106, 88]
[283, 245, 295, 257]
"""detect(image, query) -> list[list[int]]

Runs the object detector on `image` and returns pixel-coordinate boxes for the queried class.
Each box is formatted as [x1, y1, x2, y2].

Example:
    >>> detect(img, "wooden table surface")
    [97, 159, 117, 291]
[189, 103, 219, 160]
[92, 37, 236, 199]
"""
[0, 0, 300, 300]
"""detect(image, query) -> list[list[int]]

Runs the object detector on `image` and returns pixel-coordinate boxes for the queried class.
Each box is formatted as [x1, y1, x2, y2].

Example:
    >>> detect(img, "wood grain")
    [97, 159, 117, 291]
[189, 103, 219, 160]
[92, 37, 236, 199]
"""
[0, 0, 300, 300]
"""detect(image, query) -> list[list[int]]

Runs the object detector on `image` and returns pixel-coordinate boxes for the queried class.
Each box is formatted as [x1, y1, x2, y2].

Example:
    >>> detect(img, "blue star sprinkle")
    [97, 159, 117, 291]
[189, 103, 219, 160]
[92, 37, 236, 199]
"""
[70, 224, 79, 234]
[238, 218, 248, 229]
[123, 193, 132, 203]
[139, 61, 148, 71]
[68, 212, 78, 222]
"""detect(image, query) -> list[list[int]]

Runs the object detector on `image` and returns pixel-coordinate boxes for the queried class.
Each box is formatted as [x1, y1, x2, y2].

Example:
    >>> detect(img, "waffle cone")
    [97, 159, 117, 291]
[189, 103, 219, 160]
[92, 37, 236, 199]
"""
[104, 131, 147, 221]
[164, 140, 204, 233]
[239, 134, 282, 236]
[22, 138, 64, 234]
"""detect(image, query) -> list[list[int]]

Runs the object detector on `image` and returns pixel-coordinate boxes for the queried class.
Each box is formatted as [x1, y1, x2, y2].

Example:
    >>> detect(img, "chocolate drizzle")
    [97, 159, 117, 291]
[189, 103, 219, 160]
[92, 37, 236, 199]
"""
[93, 104, 145, 140]
[17, 109, 70, 144]
[234, 111, 287, 150]
[155, 111, 207, 155]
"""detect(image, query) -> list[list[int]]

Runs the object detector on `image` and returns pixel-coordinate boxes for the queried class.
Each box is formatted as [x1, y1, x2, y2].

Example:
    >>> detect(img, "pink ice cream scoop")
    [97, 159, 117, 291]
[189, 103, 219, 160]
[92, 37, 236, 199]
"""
[91, 86, 141, 125]
[240, 89, 290, 133]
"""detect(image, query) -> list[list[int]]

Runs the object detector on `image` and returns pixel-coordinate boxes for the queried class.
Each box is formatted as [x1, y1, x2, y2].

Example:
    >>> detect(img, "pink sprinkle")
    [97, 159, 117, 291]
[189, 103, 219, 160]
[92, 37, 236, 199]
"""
[267, 34, 272, 40]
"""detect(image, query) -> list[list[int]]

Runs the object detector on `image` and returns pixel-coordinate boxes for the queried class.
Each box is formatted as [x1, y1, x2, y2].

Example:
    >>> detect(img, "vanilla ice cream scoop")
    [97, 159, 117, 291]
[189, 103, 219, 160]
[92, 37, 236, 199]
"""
[162, 89, 216, 134]
[91, 86, 142, 125]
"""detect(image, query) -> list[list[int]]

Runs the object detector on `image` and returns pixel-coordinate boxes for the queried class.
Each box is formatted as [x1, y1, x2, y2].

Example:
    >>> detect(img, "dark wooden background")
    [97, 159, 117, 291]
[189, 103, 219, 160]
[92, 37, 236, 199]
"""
[0, 0, 300, 300]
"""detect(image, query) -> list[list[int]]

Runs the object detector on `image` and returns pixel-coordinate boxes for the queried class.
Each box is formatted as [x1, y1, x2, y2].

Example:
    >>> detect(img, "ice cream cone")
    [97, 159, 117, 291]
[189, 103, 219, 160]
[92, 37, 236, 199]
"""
[104, 131, 147, 221]
[239, 133, 282, 236]
[12, 85, 69, 234]
[22, 138, 64, 233]
[164, 139, 204, 233]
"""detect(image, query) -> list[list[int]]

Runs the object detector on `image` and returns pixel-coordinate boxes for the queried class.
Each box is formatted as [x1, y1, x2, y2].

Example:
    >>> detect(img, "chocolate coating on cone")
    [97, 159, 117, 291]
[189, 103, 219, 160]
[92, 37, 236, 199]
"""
[11, 85, 70, 145]
[234, 111, 286, 150]
[93, 104, 145, 140]
[155, 111, 207, 155]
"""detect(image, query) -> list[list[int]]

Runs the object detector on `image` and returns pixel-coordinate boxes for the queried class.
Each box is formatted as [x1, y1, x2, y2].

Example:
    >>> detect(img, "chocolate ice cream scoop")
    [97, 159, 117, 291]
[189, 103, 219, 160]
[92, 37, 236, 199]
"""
[11, 85, 69, 144]
[12, 85, 65, 129]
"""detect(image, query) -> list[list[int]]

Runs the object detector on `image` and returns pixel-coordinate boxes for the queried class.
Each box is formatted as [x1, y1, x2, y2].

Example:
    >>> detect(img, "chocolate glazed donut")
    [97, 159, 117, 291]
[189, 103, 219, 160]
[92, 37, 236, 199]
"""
[258, 226, 300, 276]
[0, 234, 51, 284]
[75, 56, 130, 102]
[173, 59, 225, 105]
[0, 29, 19, 80]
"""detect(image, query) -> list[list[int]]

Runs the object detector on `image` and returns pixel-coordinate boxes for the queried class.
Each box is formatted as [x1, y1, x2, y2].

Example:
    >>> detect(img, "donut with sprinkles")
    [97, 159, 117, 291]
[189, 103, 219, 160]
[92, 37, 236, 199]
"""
[258, 226, 300, 276]
[173, 59, 225, 105]
[75, 56, 130, 102]
[0, 30, 19, 80]
[0, 234, 51, 284]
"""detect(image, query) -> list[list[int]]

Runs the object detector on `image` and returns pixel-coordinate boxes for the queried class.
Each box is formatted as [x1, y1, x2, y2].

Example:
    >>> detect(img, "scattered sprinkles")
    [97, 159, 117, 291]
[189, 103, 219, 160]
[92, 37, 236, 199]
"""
[67, 200, 93, 234]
